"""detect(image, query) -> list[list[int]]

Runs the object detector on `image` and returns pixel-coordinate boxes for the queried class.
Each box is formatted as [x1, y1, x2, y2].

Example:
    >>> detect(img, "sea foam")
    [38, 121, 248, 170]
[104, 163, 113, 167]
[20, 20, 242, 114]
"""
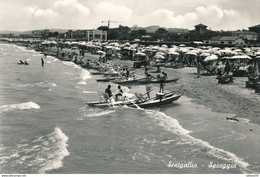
[62, 61, 92, 83]
[0, 127, 69, 173]
[1, 101, 40, 112]
[38, 127, 70, 173]
[145, 110, 254, 173]
[86, 110, 115, 117]
[11, 81, 57, 88]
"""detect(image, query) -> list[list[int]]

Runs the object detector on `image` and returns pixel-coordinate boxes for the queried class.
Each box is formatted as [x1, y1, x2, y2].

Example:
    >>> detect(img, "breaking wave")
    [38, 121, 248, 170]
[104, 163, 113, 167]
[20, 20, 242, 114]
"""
[145, 110, 255, 173]
[11, 81, 57, 88]
[86, 110, 115, 117]
[1, 101, 40, 112]
[0, 127, 69, 173]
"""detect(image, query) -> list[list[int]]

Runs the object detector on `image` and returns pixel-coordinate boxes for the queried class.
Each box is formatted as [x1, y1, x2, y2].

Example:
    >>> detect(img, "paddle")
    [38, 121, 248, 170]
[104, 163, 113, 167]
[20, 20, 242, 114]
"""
[140, 88, 155, 98]
[125, 97, 142, 109]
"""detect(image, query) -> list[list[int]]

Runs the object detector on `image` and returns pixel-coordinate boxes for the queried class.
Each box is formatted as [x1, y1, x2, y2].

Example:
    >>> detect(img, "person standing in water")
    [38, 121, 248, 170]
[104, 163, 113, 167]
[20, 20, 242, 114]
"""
[41, 58, 44, 67]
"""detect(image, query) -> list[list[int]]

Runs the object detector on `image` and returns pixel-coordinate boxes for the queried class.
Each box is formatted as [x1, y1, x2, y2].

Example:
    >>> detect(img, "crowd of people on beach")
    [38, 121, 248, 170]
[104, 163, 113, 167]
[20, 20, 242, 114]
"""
[4, 37, 259, 94]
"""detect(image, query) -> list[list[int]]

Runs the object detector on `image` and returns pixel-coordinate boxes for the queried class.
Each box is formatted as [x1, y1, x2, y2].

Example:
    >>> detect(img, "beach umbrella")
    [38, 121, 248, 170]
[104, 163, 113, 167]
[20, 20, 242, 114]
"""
[156, 52, 165, 56]
[186, 51, 198, 56]
[123, 46, 131, 50]
[161, 44, 168, 48]
[234, 49, 242, 52]
[114, 47, 121, 51]
[168, 51, 179, 55]
[255, 51, 260, 56]
[153, 54, 165, 59]
[221, 56, 232, 60]
[105, 46, 113, 49]
[96, 50, 106, 55]
[200, 53, 210, 57]
[136, 52, 146, 56]
[204, 55, 218, 62]
[231, 55, 252, 60]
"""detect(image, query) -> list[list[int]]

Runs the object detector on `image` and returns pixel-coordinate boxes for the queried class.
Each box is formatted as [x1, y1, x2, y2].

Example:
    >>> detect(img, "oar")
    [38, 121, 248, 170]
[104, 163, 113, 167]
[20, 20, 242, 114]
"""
[140, 88, 155, 98]
[125, 97, 142, 110]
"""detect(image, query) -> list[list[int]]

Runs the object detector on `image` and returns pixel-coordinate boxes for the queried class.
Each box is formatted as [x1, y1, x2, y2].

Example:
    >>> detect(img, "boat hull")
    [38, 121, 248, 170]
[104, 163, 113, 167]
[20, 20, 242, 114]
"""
[131, 94, 181, 108]
[136, 77, 180, 84]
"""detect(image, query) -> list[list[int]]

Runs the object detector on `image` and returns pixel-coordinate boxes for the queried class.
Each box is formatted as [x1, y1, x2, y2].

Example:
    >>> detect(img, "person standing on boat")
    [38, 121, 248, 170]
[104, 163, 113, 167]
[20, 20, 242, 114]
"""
[115, 85, 123, 101]
[146, 85, 152, 99]
[159, 72, 165, 93]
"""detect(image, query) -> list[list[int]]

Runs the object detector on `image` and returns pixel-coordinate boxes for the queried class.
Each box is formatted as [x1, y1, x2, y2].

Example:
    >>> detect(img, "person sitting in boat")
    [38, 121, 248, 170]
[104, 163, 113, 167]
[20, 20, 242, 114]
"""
[121, 68, 127, 77]
[18, 60, 24, 65]
[115, 85, 123, 101]
[104, 85, 113, 102]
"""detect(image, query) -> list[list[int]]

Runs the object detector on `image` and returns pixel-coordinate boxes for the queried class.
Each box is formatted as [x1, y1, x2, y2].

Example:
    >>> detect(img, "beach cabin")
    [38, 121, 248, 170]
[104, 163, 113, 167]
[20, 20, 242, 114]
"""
[204, 36, 246, 46]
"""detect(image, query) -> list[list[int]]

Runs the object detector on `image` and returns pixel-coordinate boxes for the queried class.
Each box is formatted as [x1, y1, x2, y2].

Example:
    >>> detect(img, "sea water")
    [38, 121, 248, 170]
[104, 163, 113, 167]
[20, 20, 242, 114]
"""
[0, 43, 259, 174]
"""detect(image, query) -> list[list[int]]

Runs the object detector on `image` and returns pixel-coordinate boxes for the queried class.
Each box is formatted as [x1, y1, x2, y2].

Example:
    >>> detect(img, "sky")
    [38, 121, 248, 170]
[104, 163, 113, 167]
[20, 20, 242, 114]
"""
[0, 0, 259, 31]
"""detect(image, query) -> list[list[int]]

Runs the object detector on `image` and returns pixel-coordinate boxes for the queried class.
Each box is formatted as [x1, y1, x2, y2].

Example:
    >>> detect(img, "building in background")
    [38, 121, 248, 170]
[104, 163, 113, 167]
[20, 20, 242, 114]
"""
[64, 29, 107, 41]
[32, 29, 50, 39]
[204, 36, 245, 46]
[248, 24, 260, 33]
[194, 24, 208, 35]
[233, 31, 258, 42]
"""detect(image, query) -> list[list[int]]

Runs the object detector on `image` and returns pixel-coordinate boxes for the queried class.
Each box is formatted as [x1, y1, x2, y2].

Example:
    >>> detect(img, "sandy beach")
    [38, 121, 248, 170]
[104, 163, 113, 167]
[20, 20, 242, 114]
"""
[81, 52, 260, 126]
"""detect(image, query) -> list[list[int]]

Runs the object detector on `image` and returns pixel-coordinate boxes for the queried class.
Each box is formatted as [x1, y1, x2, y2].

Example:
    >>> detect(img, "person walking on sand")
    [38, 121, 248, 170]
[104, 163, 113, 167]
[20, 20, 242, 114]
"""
[41, 58, 44, 67]
[196, 61, 202, 78]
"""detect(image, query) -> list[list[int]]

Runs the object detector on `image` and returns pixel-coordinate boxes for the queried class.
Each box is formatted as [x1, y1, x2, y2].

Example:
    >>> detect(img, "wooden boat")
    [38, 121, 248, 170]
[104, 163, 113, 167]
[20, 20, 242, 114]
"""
[129, 93, 181, 108]
[136, 77, 180, 84]
[86, 91, 181, 108]
[85, 63, 102, 70]
[96, 77, 117, 82]
[217, 75, 234, 84]
[112, 77, 145, 85]
[90, 71, 104, 75]
[103, 72, 119, 77]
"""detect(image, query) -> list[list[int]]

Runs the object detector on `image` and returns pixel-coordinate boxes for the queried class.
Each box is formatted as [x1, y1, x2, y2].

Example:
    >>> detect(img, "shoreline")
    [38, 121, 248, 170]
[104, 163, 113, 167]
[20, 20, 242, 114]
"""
[2, 42, 260, 126]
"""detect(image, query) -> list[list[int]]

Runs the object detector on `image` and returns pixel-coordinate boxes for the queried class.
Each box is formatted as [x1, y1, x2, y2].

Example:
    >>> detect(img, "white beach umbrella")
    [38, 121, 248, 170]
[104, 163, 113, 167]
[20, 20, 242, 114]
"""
[136, 52, 146, 56]
[153, 54, 165, 59]
[255, 51, 260, 56]
[204, 55, 218, 62]
[156, 52, 165, 56]
[105, 46, 113, 49]
[186, 51, 198, 56]
[96, 50, 106, 55]
[231, 55, 252, 60]
[168, 51, 179, 55]
[200, 53, 211, 57]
